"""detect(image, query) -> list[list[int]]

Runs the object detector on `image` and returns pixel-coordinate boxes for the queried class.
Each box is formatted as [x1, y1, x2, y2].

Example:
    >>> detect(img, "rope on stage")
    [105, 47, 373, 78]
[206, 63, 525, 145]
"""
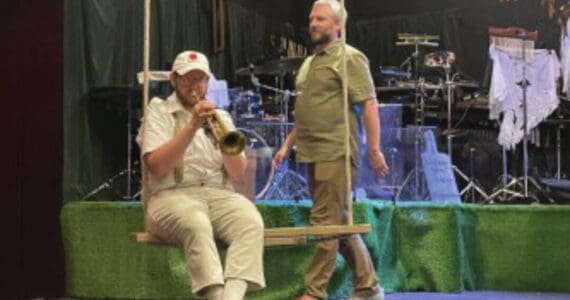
[140, 0, 152, 218]
[339, 0, 353, 226]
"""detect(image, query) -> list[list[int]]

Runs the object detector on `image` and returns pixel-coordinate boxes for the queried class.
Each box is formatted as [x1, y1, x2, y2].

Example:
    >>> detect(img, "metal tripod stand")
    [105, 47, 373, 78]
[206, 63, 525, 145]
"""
[486, 32, 547, 203]
[81, 86, 139, 201]
[396, 40, 433, 201]
[443, 67, 488, 202]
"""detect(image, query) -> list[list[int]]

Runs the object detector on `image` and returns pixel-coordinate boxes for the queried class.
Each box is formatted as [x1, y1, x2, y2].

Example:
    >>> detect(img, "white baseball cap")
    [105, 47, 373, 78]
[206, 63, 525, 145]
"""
[172, 50, 211, 76]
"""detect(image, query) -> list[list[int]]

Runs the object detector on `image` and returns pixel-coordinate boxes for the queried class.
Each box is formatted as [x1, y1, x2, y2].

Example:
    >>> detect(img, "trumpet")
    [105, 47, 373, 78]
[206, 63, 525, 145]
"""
[193, 93, 246, 156]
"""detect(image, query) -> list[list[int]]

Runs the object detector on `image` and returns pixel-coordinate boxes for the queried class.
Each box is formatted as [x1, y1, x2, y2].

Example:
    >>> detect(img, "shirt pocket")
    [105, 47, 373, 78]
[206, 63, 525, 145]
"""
[309, 65, 340, 96]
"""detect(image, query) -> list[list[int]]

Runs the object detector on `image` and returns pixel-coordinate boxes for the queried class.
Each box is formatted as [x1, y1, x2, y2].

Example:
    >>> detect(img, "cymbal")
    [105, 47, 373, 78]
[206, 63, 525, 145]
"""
[400, 81, 443, 90]
[452, 81, 480, 89]
[236, 57, 306, 76]
[376, 86, 415, 93]
[86, 85, 143, 110]
[398, 33, 440, 41]
[397, 33, 440, 47]
[376, 81, 443, 93]
[440, 128, 466, 137]
[396, 41, 439, 47]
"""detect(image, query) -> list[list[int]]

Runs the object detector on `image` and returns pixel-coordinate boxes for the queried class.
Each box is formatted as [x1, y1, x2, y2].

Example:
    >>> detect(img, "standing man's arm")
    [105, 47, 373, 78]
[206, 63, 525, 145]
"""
[361, 99, 388, 177]
[346, 50, 389, 177]
[273, 126, 297, 167]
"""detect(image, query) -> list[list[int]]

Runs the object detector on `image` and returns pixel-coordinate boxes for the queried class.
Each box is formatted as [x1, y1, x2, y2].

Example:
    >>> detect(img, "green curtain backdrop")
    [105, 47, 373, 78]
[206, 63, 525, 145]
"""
[63, 0, 279, 202]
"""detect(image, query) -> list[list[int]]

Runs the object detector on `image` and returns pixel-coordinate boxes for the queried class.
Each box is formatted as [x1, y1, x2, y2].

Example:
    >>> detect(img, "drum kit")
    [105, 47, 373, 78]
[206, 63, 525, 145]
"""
[375, 33, 485, 201]
[81, 33, 486, 202]
[233, 33, 483, 202]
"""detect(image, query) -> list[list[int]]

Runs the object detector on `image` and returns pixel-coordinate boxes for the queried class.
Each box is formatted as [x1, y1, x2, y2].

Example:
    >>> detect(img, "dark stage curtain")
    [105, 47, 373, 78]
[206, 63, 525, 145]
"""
[227, 1, 282, 81]
[348, 9, 465, 79]
[345, 0, 563, 82]
[63, 0, 279, 202]
[64, 1, 566, 202]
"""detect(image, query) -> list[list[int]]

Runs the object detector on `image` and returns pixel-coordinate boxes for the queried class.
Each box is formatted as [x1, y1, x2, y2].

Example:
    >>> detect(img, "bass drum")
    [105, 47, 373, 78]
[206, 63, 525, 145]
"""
[236, 127, 275, 200]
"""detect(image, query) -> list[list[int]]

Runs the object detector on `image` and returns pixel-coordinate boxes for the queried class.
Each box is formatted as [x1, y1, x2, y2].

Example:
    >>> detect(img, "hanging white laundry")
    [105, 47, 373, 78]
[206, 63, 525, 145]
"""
[561, 19, 570, 95]
[489, 45, 560, 150]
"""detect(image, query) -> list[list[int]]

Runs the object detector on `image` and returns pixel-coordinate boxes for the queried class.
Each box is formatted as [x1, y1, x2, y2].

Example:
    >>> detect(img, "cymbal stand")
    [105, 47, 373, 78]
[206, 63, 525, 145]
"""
[443, 66, 488, 201]
[126, 94, 133, 198]
[82, 169, 130, 200]
[398, 40, 429, 200]
[81, 88, 137, 200]
[551, 106, 568, 180]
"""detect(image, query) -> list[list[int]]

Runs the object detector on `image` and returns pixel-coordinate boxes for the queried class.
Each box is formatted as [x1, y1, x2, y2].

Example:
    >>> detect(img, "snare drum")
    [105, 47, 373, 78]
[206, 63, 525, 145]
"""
[241, 90, 262, 117]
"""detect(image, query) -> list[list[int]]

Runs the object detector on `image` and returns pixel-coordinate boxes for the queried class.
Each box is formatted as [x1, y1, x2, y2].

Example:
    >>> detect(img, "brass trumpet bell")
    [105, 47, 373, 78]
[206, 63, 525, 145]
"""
[219, 130, 247, 156]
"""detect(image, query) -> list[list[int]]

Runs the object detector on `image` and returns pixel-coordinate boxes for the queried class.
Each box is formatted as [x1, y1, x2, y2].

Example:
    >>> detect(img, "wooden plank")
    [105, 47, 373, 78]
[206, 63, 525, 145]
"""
[133, 232, 308, 248]
[263, 224, 371, 238]
[133, 225, 369, 247]
[264, 236, 307, 247]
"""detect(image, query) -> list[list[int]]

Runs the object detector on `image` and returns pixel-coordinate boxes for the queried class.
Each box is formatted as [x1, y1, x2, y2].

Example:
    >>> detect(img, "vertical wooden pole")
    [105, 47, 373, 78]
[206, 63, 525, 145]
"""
[339, 0, 352, 225]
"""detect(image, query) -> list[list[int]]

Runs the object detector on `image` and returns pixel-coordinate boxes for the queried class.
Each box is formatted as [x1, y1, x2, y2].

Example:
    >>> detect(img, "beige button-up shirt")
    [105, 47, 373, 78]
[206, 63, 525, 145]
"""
[138, 93, 239, 194]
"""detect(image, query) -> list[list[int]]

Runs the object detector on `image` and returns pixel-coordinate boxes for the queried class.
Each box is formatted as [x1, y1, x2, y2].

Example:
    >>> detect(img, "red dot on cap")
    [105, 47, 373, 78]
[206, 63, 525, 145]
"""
[189, 53, 198, 60]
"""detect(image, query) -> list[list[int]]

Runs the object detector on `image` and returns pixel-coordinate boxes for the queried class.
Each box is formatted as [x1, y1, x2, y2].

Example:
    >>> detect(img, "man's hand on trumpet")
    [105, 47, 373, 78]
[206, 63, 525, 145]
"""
[189, 99, 226, 141]
[189, 100, 216, 127]
[206, 116, 224, 140]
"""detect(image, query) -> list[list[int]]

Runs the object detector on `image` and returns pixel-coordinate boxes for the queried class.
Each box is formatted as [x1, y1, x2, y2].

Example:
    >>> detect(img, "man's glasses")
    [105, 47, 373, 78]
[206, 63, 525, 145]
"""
[178, 75, 208, 86]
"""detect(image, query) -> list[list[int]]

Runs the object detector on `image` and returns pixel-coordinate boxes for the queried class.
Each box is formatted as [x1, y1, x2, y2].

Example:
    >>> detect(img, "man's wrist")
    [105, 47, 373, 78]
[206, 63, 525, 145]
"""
[367, 146, 380, 154]
[185, 120, 201, 134]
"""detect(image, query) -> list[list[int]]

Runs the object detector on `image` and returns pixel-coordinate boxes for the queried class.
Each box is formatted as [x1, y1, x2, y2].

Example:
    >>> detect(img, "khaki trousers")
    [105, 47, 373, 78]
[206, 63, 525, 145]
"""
[305, 159, 379, 299]
[146, 186, 265, 297]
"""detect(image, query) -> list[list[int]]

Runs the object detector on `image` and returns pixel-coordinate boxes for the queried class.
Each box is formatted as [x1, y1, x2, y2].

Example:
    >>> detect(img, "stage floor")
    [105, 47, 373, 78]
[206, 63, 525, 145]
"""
[58, 292, 570, 300]
[385, 291, 570, 300]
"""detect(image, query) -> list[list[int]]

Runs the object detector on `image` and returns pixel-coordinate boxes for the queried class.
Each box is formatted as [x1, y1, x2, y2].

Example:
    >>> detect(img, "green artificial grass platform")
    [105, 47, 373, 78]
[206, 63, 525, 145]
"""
[61, 200, 570, 299]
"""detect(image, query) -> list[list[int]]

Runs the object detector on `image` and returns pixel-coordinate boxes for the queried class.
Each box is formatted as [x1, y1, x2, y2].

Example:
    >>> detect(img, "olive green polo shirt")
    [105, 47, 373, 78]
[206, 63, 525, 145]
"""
[294, 41, 376, 165]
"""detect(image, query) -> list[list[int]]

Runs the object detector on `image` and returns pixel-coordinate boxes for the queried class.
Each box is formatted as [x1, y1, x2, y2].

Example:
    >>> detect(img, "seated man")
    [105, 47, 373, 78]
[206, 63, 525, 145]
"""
[138, 50, 265, 300]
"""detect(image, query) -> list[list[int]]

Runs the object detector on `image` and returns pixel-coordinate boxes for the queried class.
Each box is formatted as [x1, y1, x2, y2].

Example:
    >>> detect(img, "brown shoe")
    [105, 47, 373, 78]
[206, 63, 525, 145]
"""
[349, 286, 385, 300]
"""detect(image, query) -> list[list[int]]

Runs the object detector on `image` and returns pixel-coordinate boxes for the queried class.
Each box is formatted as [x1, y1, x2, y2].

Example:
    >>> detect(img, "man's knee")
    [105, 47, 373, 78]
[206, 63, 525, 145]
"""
[177, 214, 214, 240]
[245, 212, 265, 234]
[235, 209, 265, 240]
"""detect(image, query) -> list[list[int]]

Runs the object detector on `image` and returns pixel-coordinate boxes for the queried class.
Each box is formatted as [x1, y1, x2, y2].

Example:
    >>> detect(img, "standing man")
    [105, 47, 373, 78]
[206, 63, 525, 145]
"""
[139, 50, 265, 300]
[273, 1, 388, 299]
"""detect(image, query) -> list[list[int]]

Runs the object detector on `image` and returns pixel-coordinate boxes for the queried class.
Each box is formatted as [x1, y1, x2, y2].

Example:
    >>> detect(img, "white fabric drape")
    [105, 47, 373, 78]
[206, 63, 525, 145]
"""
[489, 45, 560, 149]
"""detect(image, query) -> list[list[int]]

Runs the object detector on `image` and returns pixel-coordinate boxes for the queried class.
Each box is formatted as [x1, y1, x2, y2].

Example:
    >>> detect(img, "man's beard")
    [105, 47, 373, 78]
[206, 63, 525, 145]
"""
[311, 30, 333, 46]
[176, 90, 197, 108]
